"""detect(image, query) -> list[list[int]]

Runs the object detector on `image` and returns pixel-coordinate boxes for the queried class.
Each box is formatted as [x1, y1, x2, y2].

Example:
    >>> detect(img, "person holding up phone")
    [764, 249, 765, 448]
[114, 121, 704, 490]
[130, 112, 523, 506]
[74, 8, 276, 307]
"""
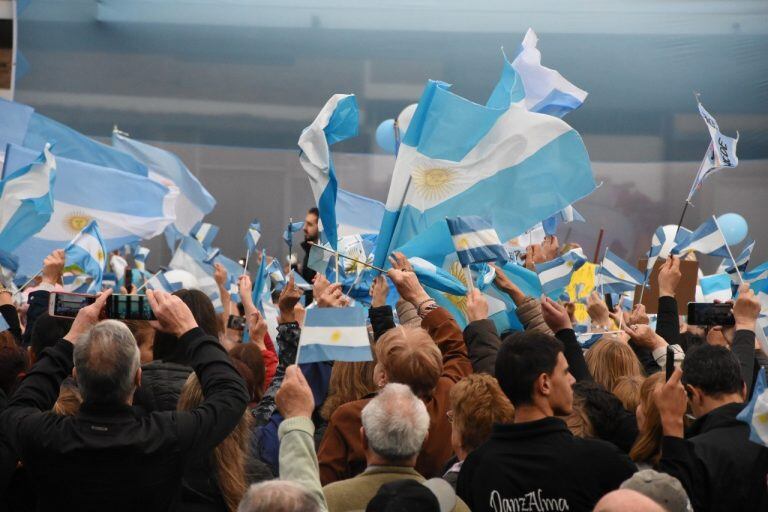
[0, 289, 249, 511]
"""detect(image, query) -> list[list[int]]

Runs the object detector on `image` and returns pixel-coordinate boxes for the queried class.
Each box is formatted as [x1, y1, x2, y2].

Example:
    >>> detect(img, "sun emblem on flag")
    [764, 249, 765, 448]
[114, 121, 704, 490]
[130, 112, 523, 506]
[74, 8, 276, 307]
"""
[457, 237, 470, 251]
[64, 211, 92, 234]
[444, 261, 468, 318]
[412, 166, 455, 201]
[97, 249, 106, 264]
[329, 330, 343, 343]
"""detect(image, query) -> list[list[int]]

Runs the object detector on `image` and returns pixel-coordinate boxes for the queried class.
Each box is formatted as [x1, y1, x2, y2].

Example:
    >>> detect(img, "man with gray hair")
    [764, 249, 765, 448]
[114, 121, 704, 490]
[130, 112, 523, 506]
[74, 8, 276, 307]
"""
[0, 289, 248, 511]
[322, 383, 470, 512]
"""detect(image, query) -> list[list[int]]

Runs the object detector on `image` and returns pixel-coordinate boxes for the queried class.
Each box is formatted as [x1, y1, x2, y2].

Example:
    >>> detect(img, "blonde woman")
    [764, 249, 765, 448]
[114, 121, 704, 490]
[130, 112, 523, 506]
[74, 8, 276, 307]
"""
[585, 339, 644, 393]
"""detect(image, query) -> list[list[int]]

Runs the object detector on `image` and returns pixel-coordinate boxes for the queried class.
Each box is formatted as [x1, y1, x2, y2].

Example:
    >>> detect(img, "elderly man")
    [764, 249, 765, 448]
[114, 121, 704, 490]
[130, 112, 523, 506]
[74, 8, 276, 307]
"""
[0, 289, 248, 511]
[318, 253, 473, 484]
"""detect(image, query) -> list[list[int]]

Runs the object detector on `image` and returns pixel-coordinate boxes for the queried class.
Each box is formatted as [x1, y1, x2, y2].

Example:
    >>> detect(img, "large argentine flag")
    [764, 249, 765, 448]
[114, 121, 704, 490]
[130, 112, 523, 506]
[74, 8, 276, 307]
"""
[112, 132, 216, 235]
[373, 56, 595, 268]
[0, 99, 147, 176]
[409, 257, 467, 296]
[0, 144, 56, 252]
[3, 144, 178, 278]
[64, 221, 107, 293]
[297, 307, 372, 364]
[298, 94, 359, 250]
[512, 28, 588, 118]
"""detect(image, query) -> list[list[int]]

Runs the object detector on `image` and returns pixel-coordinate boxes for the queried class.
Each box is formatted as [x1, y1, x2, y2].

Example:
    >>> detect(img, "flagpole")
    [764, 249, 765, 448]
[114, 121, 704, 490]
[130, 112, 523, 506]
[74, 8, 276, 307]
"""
[674, 201, 692, 239]
[288, 217, 293, 269]
[334, 248, 340, 285]
[134, 270, 161, 293]
[308, 243, 387, 273]
[593, 228, 604, 263]
[597, 247, 608, 296]
[18, 270, 43, 291]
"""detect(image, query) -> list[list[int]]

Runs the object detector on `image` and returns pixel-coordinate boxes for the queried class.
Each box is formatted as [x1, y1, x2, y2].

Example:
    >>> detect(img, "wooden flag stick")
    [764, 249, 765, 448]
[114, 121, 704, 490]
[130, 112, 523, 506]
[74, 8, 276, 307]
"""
[242, 250, 251, 276]
[18, 270, 43, 291]
[134, 270, 161, 293]
[593, 228, 605, 263]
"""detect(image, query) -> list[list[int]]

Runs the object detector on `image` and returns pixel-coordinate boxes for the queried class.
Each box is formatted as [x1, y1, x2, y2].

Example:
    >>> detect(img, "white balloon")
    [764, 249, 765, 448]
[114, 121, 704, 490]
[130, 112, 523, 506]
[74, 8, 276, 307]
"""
[396, 103, 418, 138]
[162, 269, 200, 290]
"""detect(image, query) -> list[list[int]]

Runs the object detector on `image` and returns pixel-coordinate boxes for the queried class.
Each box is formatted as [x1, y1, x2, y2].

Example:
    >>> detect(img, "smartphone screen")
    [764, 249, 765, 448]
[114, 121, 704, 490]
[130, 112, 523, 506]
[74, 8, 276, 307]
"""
[227, 314, 246, 331]
[665, 347, 675, 381]
[604, 294, 614, 311]
[687, 303, 735, 326]
[49, 292, 97, 318]
[106, 295, 156, 321]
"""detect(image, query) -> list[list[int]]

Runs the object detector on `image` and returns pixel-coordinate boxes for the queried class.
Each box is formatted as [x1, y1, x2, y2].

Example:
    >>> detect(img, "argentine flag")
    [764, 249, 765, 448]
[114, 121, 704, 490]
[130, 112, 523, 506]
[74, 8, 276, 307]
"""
[0, 99, 147, 176]
[542, 205, 585, 236]
[536, 248, 588, 295]
[244, 219, 261, 252]
[512, 28, 588, 118]
[597, 249, 644, 294]
[446, 216, 508, 267]
[112, 132, 216, 234]
[672, 217, 730, 258]
[297, 307, 372, 364]
[291, 270, 313, 291]
[646, 224, 692, 273]
[687, 99, 739, 202]
[0, 144, 56, 252]
[190, 221, 219, 249]
[373, 54, 595, 268]
[3, 144, 177, 278]
[64, 221, 106, 293]
[298, 95, 359, 250]
[717, 238, 754, 277]
[736, 368, 768, 447]
[283, 221, 305, 248]
[409, 257, 468, 296]
[146, 271, 183, 293]
[336, 189, 384, 238]
[134, 246, 150, 272]
[168, 236, 222, 312]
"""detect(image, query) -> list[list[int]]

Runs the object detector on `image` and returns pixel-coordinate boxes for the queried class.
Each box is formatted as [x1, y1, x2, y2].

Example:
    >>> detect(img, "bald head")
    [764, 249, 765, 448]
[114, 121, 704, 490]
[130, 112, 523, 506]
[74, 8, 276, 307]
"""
[594, 489, 666, 512]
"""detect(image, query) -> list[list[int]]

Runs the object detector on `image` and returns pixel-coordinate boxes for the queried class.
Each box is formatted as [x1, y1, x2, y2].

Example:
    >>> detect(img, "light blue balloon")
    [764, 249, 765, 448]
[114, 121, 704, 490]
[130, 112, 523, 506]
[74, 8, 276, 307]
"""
[375, 119, 397, 154]
[717, 213, 748, 246]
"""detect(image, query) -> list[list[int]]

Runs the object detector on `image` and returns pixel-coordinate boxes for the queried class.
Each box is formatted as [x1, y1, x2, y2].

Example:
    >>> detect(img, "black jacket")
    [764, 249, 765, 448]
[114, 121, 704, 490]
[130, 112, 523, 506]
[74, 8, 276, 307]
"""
[0, 328, 248, 512]
[368, 305, 395, 342]
[457, 417, 636, 512]
[0, 304, 21, 344]
[133, 360, 194, 412]
[300, 241, 317, 303]
[658, 401, 768, 512]
[463, 319, 502, 375]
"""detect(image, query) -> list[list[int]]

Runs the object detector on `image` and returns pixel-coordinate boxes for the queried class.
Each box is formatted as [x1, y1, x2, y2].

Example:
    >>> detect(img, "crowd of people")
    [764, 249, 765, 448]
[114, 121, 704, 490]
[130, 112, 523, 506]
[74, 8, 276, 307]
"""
[0, 207, 767, 512]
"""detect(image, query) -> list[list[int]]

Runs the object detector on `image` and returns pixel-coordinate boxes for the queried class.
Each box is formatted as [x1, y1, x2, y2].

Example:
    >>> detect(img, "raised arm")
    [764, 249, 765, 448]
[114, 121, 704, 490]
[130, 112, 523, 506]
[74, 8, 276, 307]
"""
[731, 284, 760, 398]
[368, 275, 395, 341]
[655, 256, 682, 346]
[540, 296, 592, 382]
[147, 290, 248, 457]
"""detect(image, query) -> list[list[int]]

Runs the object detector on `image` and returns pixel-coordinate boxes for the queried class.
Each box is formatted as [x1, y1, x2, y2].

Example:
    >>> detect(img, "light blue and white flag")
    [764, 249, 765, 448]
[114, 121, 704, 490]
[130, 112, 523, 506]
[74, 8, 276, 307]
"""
[646, 224, 692, 273]
[511, 28, 588, 118]
[744, 262, 768, 285]
[373, 54, 595, 269]
[736, 368, 768, 447]
[0, 144, 56, 252]
[190, 221, 219, 249]
[542, 205, 585, 236]
[112, 132, 216, 234]
[576, 332, 606, 349]
[291, 270, 313, 291]
[266, 258, 286, 286]
[298, 95, 359, 250]
[0, 249, 19, 289]
[244, 219, 262, 252]
[0, 314, 9, 333]
[203, 247, 221, 265]
[109, 253, 128, 281]
[717, 238, 754, 277]
[336, 189, 385, 238]
[251, 249, 269, 311]
[3, 144, 177, 278]
[283, 221, 305, 248]
[686, 99, 739, 202]
[446, 216, 508, 267]
[672, 217, 730, 258]
[307, 242, 333, 275]
[696, 273, 733, 302]
[598, 249, 644, 294]
[134, 246, 150, 272]
[0, 99, 147, 176]
[63, 221, 107, 294]
[297, 307, 372, 364]
[146, 271, 183, 293]
[409, 257, 468, 296]
[168, 236, 222, 312]
[536, 248, 588, 295]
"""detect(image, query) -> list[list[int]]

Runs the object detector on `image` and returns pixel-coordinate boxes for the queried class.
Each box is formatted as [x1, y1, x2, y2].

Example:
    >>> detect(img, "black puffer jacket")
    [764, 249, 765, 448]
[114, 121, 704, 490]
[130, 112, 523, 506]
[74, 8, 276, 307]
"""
[133, 361, 193, 412]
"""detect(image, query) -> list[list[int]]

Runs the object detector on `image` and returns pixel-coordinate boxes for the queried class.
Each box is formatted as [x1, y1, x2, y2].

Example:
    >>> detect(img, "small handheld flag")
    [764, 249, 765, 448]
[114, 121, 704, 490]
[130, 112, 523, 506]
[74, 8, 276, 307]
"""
[297, 307, 372, 364]
[283, 221, 305, 248]
[597, 249, 644, 294]
[244, 219, 261, 252]
[717, 238, 754, 277]
[697, 273, 733, 303]
[646, 225, 692, 273]
[133, 246, 150, 272]
[672, 217, 730, 258]
[535, 248, 587, 295]
[146, 271, 183, 293]
[736, 368, 767, 447]
[63, 220, 107, 294]
[446, 216, 508, 267]
[190, 221, 219, 249]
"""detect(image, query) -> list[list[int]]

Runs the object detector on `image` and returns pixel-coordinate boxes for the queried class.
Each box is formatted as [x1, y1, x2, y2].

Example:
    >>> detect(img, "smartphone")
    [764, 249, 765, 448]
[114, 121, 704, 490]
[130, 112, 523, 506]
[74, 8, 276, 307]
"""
[124, 268, 133, 292]
[604, 294, 614, 311]
[105, 294, 156, 321]
[687, 302, 735, 326]
[665, 347, 675, 381]
[227, 315, 247, 331]
[49, 292, 97, 318]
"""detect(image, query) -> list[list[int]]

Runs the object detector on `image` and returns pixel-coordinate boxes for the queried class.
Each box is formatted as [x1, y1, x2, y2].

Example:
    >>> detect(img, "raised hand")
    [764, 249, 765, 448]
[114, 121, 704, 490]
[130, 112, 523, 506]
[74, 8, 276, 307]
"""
[733, 283, 761, 332]
[491, 263, 525, 305]
[146, 289, 198, 338]
[657, 255, 682, 298]
[276, 365, 315, 419]
[42, 249, 65, 286]
[654, 367, 687, 438]
[586, 291, 611, 328]
[370, 275, 390, 308]
[278, 274, 303, 324]
[387, 252, 430, 306]
[213, 262, 228, 288]
[64, 290, 112, 343]
[540, 296, 573, 333]
[318, 283, 346, 308]
[623, 323, 666, 350]
[466, 289, 489, 322]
